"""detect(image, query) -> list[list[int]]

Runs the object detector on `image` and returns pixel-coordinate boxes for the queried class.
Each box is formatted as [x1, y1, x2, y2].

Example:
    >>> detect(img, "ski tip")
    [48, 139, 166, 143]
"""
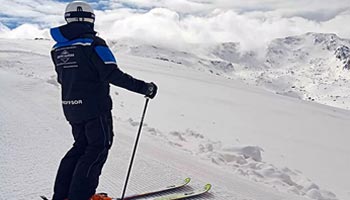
[204, 184, 212, 191]
[184, 177, 191, 184]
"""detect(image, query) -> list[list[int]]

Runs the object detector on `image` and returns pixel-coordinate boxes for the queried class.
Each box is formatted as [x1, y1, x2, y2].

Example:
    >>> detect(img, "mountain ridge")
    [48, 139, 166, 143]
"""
[108, 32, 350, 110]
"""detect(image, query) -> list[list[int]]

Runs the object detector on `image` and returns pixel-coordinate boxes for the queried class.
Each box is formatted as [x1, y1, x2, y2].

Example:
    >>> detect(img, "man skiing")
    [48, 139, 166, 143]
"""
[49, 1, 158, 200]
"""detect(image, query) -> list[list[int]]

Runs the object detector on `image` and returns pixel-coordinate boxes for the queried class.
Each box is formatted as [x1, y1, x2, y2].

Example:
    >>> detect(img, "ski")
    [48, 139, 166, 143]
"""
[40, 178, 192, 200]
[153, 183, 211, 200]
[115, 177, 191, 200]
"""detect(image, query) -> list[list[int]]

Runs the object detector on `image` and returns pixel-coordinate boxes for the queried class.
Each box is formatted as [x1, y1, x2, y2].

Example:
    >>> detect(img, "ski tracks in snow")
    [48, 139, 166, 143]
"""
[0, 70, 68, 199]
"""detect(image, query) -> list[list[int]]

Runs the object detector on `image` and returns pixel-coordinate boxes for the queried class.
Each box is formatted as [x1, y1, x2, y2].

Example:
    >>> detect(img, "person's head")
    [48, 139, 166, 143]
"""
[64, 1, 95, 24]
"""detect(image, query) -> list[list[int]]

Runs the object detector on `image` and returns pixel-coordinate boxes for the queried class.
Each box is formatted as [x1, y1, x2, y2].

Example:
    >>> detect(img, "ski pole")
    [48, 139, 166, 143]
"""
[120, 98, 150, 200]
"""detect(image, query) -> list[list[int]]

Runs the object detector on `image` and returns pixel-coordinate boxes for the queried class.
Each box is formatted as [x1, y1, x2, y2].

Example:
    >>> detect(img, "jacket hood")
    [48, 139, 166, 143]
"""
[50, 22, 96, 43]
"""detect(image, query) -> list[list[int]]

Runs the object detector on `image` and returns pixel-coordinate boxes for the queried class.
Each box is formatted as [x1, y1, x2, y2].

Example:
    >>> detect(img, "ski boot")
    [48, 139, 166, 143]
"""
[91, 193, 112, 200]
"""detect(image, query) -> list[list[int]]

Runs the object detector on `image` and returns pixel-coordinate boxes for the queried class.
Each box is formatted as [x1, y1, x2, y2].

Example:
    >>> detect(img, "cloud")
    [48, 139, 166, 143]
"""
[0, 0, 65, 28]
[94, 7, 350, 52]
[104, 0, 350, 21]
[111, 0, 211, 13]
[1, 0, 350, 52]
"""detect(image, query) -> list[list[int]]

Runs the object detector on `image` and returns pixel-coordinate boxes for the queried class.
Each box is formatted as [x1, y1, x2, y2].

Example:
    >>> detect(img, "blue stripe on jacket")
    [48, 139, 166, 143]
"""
[94, 46, 117, 64]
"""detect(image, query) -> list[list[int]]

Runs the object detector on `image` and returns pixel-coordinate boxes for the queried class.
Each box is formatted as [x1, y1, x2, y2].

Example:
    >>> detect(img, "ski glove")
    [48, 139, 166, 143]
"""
[144, 82, 158, 99]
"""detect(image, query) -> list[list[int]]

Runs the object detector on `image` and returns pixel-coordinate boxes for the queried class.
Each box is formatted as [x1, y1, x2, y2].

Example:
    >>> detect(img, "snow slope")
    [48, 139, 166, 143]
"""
[0, 38, 349, 200]
[110, 33, 350, 111]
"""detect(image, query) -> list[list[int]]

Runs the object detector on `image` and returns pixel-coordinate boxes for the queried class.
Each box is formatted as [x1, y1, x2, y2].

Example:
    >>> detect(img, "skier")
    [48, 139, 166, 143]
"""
[49, 1, 158, 200]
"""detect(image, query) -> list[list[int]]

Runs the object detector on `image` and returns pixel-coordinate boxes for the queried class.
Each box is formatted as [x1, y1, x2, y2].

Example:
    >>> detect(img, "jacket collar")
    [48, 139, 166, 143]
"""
[50, 22, 96, 43]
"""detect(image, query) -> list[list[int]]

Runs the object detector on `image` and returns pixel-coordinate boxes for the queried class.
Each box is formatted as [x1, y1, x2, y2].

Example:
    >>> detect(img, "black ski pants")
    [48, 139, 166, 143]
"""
[53, 112, 114, 200]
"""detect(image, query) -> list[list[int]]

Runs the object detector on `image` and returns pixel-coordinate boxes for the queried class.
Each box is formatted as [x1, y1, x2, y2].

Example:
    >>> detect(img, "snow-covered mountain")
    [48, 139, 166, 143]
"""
[262, 33, 350, 109]
[108, 33, 350, 110]
[109, 39, 237, 75]
[0, 22, 10, 33]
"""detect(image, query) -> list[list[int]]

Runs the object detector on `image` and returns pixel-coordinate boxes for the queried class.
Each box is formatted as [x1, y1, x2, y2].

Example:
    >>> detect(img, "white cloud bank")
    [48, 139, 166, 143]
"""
[96, 8, 350, 51]
[1, 0, 350, 51]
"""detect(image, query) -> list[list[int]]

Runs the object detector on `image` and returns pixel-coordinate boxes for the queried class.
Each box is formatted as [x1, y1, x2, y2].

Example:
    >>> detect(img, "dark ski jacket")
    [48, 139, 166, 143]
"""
[50, 22, 148, 122]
